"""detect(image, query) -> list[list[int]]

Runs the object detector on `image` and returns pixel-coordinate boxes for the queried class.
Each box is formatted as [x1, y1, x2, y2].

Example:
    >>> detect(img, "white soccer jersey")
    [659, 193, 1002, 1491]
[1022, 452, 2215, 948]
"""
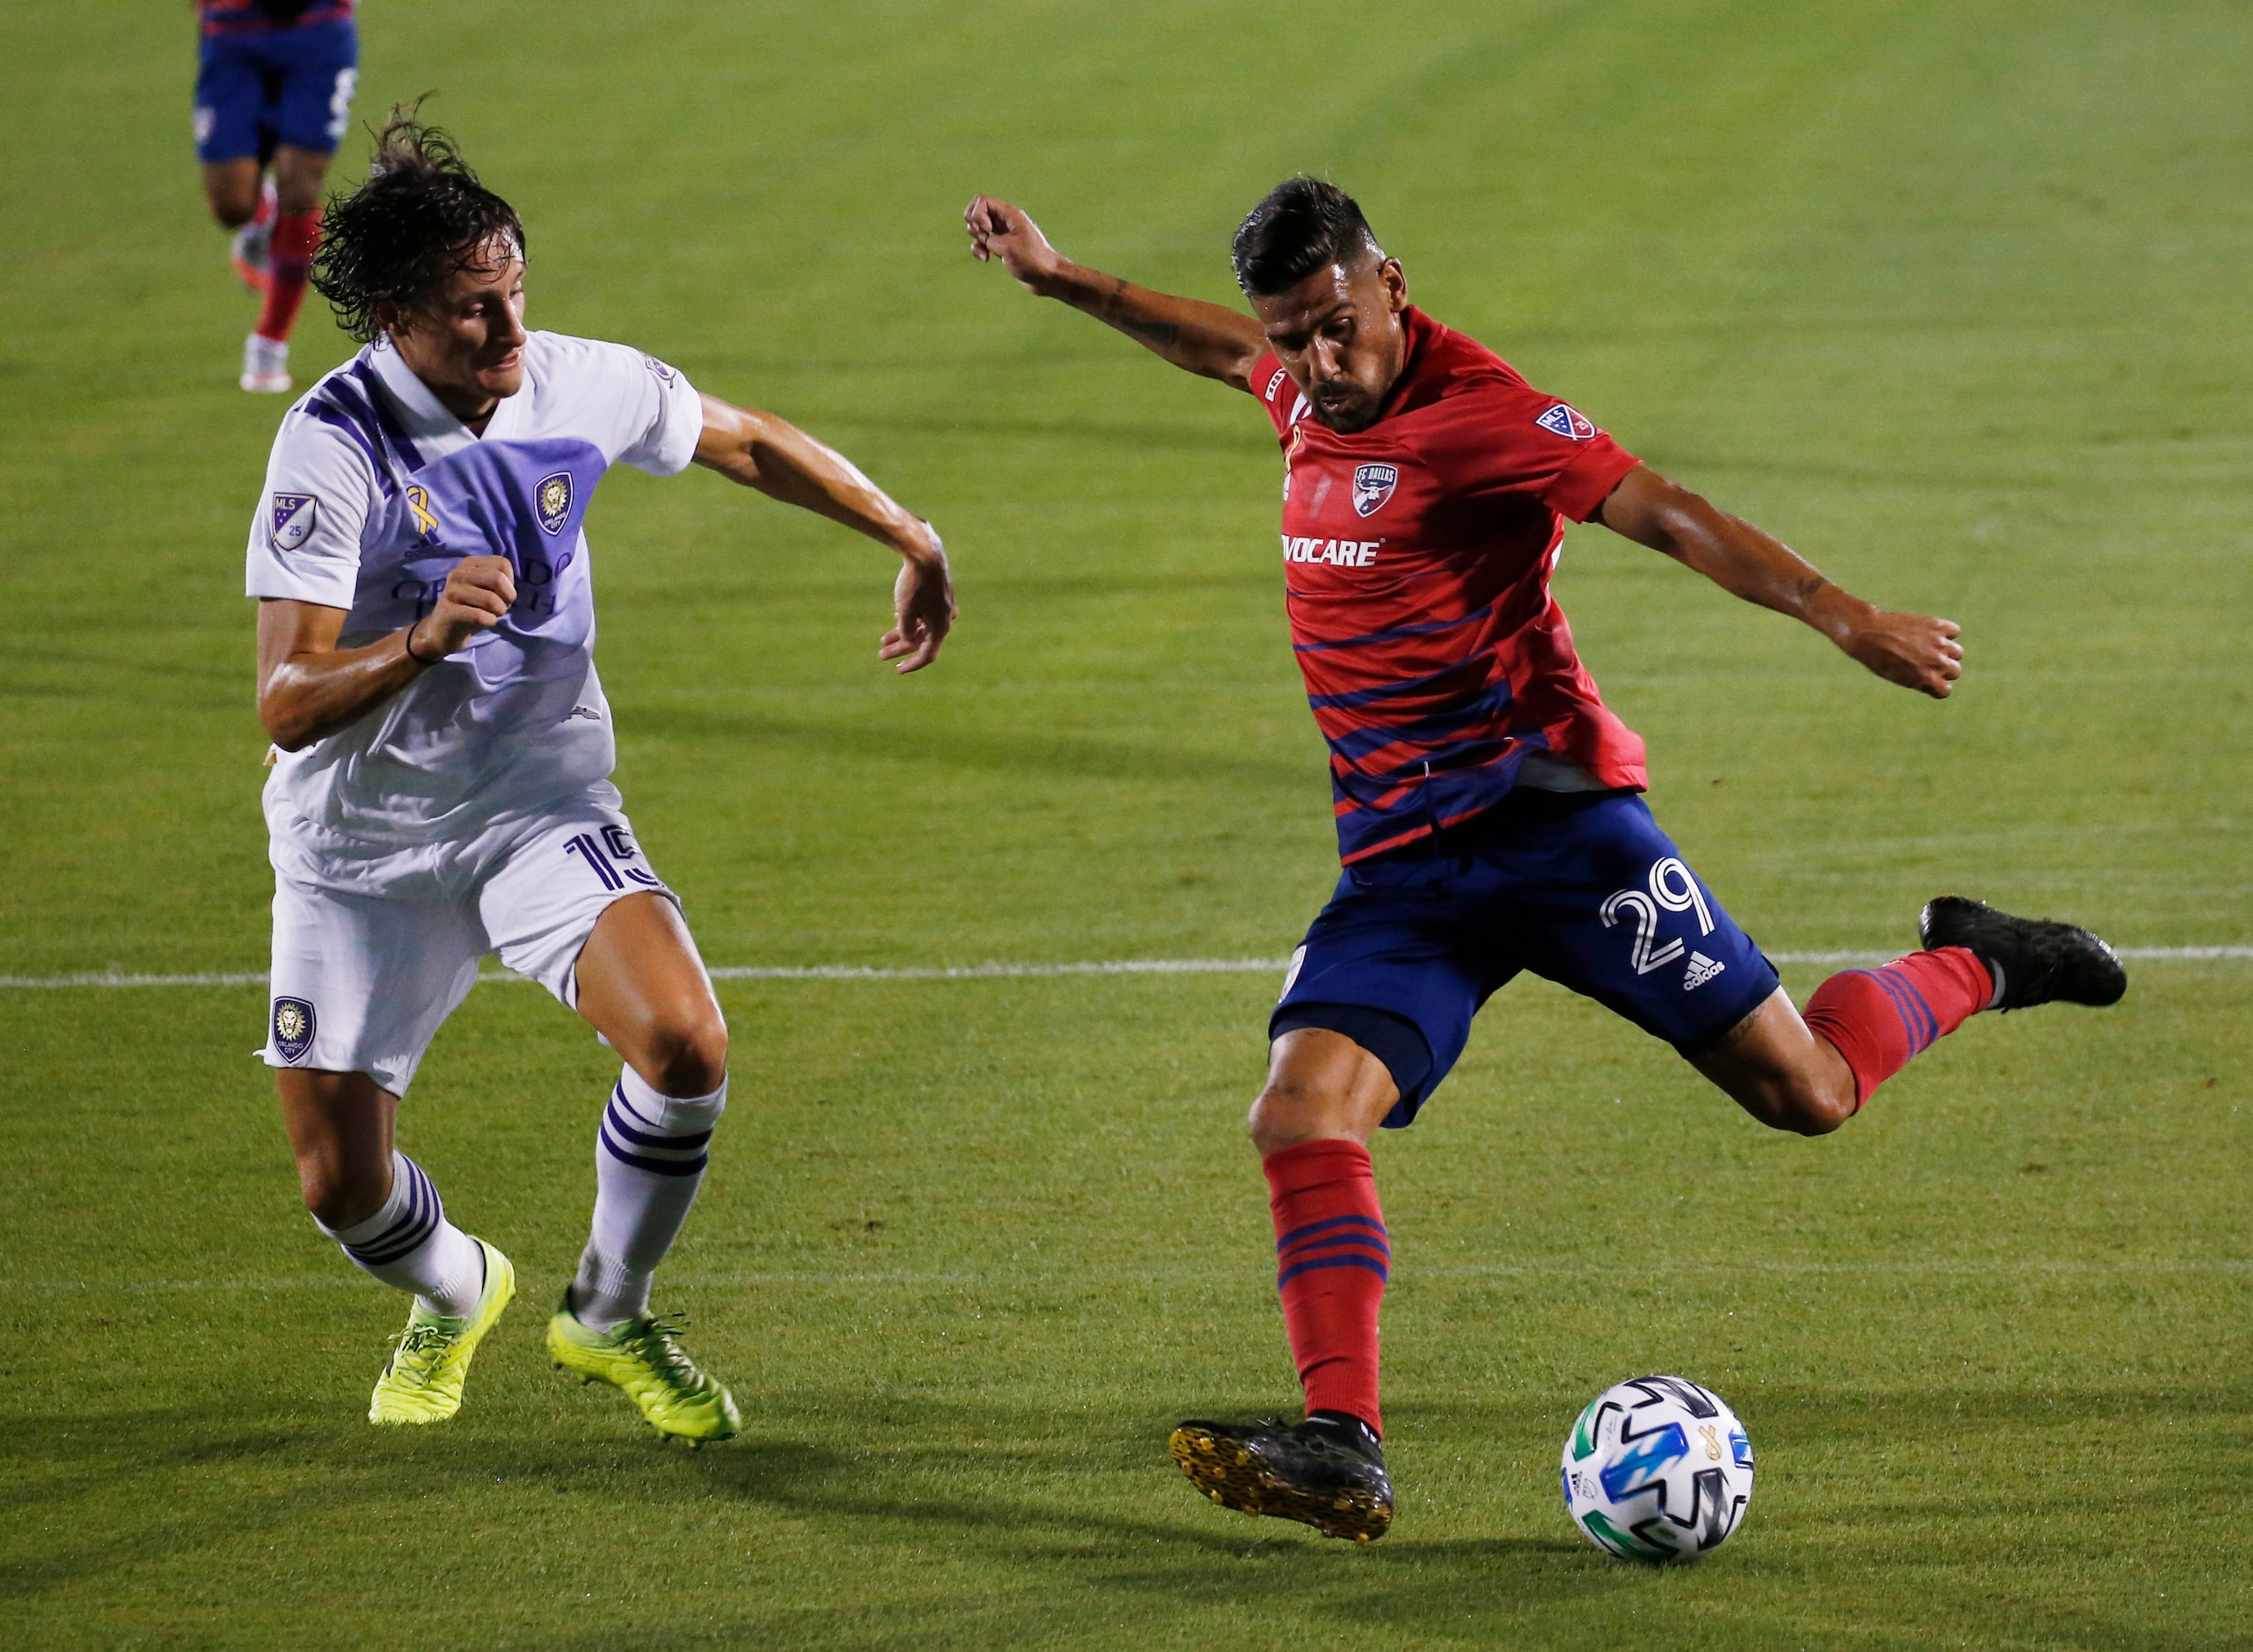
[245, 331, 704, 844]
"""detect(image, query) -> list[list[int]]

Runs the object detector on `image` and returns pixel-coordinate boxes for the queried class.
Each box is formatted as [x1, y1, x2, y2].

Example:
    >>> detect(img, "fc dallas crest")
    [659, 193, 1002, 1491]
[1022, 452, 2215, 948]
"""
[1351, 463, 1398, 517]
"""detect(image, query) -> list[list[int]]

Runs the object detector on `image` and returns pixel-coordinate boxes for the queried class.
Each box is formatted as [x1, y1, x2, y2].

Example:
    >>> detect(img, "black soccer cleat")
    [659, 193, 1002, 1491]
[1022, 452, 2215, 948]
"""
[1169, 1416, 1393, 1542]
[1919, 895, 2126, 1011]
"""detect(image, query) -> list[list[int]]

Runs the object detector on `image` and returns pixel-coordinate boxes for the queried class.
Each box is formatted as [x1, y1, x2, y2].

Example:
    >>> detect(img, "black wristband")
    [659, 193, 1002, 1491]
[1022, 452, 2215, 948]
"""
[403, 625, 437, 666]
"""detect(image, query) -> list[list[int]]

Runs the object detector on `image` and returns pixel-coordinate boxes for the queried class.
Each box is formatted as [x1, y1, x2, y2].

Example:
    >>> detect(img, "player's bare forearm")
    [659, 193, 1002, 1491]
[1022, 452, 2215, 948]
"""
[693, 398, 937, 559]
[963, 194, 1266, 390]
[256, 601, 422, 750]
[692, 398, 955, 671]
[256, 558, 517, 749]
[1592, 464, 1963, 698]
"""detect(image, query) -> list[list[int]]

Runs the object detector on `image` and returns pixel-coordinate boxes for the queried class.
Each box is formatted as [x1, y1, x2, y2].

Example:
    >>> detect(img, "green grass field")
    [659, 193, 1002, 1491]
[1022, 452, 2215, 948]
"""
[4, 1, 2250, 1645]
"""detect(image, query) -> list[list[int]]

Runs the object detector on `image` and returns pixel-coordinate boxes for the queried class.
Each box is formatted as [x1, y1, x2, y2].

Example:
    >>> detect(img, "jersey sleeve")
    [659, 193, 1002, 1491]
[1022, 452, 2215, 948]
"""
[614, 348, 703, 476]
[1247, 352, 1305, 441]
[244, 406, 375, 608]
[1420, 383, 1641, 523]
[542, 333, 706, 476]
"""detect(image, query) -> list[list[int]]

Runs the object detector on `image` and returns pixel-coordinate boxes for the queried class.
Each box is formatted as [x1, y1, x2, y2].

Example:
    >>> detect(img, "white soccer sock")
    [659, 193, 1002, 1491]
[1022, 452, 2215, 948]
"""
[316, 1151, 485, 1319]
[572, 1068, 727, 1333]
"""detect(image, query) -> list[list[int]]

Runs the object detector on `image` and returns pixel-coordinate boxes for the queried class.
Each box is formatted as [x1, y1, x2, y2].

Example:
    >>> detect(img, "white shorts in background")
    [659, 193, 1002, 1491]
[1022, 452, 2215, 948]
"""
[261, 782, 677, 1096]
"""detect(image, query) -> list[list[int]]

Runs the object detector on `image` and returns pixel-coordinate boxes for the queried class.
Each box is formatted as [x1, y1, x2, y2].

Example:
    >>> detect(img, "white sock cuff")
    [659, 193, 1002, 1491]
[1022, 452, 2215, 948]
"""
[316, 1151, 441, 1262]
[616, 1066, 728, 1135]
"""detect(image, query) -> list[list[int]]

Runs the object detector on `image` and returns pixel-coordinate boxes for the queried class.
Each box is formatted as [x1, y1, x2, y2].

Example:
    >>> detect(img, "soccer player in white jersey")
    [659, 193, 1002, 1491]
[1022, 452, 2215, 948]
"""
[248, 113, 955, 1435]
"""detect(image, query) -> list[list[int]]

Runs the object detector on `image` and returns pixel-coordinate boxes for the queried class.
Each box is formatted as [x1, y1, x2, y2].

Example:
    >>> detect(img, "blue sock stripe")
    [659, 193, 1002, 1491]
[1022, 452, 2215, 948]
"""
[1276, 1213, 1389, 1254]
[1277, 1254, 1391, 1289]
[1894, 976, 1941, 1051]
[1278, 1235, 1393, 1268]
[599, 1123, 709, 1178]
[1866, 968, 1938, 1052]
[602, 1099, 713, 1153]
[1854, 969, 1930, 1054]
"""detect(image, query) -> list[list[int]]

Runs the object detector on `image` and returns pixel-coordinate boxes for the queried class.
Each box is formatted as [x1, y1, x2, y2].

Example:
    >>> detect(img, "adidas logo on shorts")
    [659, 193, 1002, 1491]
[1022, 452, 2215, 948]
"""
[1683, 951, 1726, 991]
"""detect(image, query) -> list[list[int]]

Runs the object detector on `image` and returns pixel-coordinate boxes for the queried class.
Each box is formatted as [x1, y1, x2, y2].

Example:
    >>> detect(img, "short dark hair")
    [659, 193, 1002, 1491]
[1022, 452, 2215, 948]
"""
[1230, 177, 1381, 297]
[312, 106, 526, 343]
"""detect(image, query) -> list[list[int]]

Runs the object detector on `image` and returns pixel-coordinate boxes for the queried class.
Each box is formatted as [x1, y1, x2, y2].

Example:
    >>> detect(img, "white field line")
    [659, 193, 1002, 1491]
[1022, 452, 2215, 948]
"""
[0, 946, 2247, 991]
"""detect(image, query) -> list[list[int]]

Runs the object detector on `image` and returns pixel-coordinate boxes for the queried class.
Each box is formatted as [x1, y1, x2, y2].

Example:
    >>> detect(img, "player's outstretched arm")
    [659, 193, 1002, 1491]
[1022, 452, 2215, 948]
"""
[692, 397, 955, 673]
[255, 558, 518, 750]
[1592, 464, 1963, 699]
[964, 194, 1268, 391]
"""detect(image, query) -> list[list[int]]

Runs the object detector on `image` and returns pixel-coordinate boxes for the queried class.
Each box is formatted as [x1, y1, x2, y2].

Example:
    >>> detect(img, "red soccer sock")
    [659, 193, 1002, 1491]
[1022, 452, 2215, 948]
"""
[1265, 1138, 1388, 1436]
[1802, 946, 1993, 1109]
[256, 209, 322, 344]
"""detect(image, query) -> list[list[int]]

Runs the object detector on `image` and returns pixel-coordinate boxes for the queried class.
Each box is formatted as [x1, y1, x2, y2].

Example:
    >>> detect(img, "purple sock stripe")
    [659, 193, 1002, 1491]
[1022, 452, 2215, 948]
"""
[602, 1099, 713, 1153]
[1277, 1253, 1391, 1289]
[1276, 1212, 1390, 1254]
[346, 1159, 440, 1265]
[608, 1079, 653, 1128]
[598, 1122, 709, 1177]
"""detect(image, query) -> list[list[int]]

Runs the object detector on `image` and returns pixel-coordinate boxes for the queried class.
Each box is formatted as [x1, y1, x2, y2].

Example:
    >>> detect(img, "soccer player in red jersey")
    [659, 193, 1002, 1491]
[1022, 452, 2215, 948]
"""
[967, 179, 2125, 1541]
[192, 1, 362, 391]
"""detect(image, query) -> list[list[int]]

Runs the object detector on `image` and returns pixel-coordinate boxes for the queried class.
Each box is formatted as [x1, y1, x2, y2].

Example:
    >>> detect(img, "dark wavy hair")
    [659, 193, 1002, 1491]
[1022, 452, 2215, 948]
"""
[311, 106, 525, 343]
[1231, 177, 1381, 298]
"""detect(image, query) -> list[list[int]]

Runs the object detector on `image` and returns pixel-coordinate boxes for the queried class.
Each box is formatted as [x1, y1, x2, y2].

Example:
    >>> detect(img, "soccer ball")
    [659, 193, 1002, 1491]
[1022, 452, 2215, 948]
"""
[1561, 1374, 1753, 1562]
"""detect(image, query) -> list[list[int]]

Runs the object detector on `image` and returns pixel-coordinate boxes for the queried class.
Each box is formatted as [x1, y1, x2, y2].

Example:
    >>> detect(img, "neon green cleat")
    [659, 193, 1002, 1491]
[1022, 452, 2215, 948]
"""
[367, 1239, 516, 1426]
[546, 1298, 742, 1443]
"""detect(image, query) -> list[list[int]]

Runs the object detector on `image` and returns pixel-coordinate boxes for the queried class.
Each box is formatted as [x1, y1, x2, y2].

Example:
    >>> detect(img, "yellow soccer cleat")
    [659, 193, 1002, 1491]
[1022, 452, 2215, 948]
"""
[367, 1239, 516, 1425]
[546, 1298, 742, 1444]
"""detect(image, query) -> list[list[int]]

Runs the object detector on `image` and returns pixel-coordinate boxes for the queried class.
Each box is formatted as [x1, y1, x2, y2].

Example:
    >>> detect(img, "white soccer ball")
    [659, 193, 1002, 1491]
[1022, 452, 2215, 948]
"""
[1561, 1374, 1754, 1562]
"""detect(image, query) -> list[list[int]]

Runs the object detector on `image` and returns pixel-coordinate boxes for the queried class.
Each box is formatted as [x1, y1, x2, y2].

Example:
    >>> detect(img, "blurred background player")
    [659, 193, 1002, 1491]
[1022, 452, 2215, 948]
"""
[250, 112, 955, 1435]
[193, 0, 361, 392]
[967, 179, 2125, 1540]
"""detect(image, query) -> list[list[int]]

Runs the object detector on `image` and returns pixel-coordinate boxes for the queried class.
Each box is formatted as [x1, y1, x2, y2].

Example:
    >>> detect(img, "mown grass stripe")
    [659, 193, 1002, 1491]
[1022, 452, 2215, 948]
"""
[0, 947, 2243, 990]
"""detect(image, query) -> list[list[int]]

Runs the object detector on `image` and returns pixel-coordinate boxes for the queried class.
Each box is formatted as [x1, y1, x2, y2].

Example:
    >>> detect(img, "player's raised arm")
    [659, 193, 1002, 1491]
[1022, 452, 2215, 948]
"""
[692, 396, 955, 673]
[965, 194, 1268, 391]
[1592, 464, 1964, 699]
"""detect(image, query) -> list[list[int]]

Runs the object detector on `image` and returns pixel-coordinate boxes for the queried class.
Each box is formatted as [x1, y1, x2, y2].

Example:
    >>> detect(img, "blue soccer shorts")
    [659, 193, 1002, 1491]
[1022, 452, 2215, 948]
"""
[194, 20, 359, 164]
[1271, 789, 1781, 1128]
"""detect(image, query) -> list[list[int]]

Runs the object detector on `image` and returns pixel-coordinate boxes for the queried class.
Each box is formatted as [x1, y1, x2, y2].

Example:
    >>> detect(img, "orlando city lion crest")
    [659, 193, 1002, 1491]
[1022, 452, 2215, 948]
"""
[534, 471, 573, 536]
[271, 997, 317, 1064]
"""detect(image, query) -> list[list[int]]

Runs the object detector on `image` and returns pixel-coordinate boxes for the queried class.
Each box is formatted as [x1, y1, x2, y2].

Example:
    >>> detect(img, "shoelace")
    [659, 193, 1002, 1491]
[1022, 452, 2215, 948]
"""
[387, 1321, 458, 1383]
[619, 1312, 707, 1391]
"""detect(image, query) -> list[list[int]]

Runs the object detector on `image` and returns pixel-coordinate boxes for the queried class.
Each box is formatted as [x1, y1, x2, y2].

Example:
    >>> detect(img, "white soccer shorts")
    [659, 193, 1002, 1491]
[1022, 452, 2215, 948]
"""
[260, 783, 677, 1096]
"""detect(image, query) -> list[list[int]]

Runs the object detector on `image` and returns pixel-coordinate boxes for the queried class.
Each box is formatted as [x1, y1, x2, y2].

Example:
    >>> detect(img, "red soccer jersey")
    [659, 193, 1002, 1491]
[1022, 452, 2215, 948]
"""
[1251, 305, 1648, 863]
[198, 0, 357, 37]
